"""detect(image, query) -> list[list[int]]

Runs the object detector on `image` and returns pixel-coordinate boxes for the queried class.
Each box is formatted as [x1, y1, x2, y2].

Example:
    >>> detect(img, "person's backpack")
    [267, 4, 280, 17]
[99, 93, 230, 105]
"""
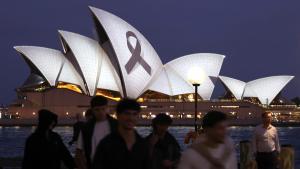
[190, 139, 232, 169]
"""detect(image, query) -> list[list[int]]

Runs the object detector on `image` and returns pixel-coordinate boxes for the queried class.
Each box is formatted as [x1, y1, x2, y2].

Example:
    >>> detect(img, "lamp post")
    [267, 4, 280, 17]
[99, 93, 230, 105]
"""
[188, 67, 206, 132]
[193, 83, 200, 131]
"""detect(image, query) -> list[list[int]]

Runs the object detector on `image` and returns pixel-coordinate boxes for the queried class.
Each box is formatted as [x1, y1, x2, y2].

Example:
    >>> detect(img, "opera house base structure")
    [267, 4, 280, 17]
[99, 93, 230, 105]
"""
[4, 87, 300, 126]
[2, 6, 299, 125]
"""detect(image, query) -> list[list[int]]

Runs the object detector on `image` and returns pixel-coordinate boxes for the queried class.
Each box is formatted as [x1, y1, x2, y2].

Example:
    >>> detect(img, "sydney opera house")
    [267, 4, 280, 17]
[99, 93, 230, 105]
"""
[5, 7, 299, 124]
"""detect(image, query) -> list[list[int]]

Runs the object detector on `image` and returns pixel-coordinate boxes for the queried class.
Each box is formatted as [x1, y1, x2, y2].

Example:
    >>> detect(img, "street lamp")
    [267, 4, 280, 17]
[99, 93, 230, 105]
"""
[188, 67, 206, 131]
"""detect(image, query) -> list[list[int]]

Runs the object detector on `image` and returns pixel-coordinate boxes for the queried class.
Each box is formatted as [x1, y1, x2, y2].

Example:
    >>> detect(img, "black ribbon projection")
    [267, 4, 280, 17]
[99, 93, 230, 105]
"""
[125, 31, 152, 75]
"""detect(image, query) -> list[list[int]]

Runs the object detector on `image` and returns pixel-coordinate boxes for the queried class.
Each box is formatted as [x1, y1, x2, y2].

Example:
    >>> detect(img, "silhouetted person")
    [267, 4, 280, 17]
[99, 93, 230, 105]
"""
[22, 109, 75, 169]
[75, 96, 118, 169]
[252, 112, 280, 169]
[146, 113, 181, 169]
[84, 109, 94, 122]
[92, 99, 149, 169]
[178, 111, 237, 169]
[69, 113, 85, 146]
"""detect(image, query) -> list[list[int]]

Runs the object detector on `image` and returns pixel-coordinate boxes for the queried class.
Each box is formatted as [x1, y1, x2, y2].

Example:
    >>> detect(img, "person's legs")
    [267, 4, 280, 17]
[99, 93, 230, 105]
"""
[256, 153, 267, 169]
[267, 152, 279, 169]
[257, 152, 278, 169]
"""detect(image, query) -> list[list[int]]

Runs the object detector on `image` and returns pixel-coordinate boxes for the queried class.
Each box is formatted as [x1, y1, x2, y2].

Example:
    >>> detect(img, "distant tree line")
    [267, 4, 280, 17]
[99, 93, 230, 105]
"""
[291, 97, 300, 106]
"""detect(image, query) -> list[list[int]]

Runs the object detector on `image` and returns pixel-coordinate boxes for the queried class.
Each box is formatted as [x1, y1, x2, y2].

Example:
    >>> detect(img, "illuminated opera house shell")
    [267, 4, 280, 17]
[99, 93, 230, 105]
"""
[219, 76, 294, 105]
[14, 6, 293, 104]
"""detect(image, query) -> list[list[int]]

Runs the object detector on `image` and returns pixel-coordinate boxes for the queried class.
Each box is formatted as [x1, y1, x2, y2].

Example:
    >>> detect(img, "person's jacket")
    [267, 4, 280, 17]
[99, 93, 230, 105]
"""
[22, 130, 75, 169]
[69, 121, 85, 145]
[146, 132, 181, 169]
[81, 115, 118, 167]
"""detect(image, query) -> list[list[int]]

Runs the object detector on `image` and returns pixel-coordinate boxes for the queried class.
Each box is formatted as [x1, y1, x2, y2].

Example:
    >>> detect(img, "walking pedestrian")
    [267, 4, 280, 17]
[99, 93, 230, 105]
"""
[22, 109, 75, 169]
[91, 99, 149, 169]
[178, 111, 237, 169]
[146, 113, 181, 169]
[75, 96, 118, 169]
[252, 112, 280, 169]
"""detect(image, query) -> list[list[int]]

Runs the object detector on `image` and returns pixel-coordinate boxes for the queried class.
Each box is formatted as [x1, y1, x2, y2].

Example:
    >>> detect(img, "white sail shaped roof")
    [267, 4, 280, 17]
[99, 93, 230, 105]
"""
[147, 67, 195, 96]
[58, 30, 122, 96]
[219, 76, 246, 100]
[97, 54, 123, 95]
[58, 57, 87, 94]
[90, 7, 163, 99]
[14, 46, 87, 94]
[14, 46, 64, 86]
[243, 76, 294, 105]
[15, 7, 295, 102]
[148, 53, 225, 99]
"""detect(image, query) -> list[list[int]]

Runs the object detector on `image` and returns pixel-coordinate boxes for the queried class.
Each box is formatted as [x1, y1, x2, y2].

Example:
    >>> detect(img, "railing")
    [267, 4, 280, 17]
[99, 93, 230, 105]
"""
[240, 141, 294, 169]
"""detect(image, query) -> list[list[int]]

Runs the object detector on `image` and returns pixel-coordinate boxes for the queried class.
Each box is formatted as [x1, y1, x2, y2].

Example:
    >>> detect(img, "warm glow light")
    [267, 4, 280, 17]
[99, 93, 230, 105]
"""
[57, 83, 82, 93]
[95, 92, 121, 101]
[137, 98, 144, 102]
[188, 67, 206, 85]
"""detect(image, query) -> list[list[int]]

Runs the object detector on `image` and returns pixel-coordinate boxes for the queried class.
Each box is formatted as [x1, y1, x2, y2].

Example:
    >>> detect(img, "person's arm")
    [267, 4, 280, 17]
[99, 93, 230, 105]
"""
[274, 128, 281, 153]
[251, 128, 257, 158]
[177, 150, 193, 169]
[22, 138, 34, 169]
[70, 124, 76, 144]
[227, 139, 238, 169]
[91, 141, 107, 169]
[168, 136, 181, 168]
[148, 134, 159, 157]
[75, 132, 88, 169]
[58, 136, 76, 169]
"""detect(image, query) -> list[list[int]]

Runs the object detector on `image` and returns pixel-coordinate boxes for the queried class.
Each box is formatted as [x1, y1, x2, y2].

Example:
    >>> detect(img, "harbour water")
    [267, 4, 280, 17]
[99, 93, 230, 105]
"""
[0, 126, 299, 167]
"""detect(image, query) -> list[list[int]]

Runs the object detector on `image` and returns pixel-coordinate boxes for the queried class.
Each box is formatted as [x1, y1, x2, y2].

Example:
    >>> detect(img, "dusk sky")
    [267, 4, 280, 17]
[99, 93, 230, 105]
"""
[0, 0, 299, 104]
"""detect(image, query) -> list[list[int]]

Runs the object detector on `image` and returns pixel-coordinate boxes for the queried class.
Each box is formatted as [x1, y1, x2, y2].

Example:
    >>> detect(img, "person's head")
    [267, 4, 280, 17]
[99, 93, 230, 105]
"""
[262, 112, 272, 126]
[90, 96, 108, 121]
[37, 109, 58, 131]
[202, 111, 228, 143]
[85, 109, 94, 121]
[152, 113, 172, 135]
[75, 113, 81, 121]
[116, 98, 141, 130]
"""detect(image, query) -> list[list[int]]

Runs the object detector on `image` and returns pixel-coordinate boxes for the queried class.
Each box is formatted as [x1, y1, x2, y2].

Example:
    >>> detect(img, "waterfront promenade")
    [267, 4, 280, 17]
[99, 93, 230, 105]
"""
[0, 126, 299, 168]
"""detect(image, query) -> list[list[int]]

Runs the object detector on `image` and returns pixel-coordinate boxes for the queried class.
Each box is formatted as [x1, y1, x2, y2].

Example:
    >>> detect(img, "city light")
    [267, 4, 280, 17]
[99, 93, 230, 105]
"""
[187, 67, 206, 85]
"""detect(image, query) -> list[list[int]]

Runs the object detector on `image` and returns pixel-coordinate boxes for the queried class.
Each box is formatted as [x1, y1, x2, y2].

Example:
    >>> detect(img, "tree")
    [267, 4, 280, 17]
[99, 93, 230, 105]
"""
[291, 97, 300, 106]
